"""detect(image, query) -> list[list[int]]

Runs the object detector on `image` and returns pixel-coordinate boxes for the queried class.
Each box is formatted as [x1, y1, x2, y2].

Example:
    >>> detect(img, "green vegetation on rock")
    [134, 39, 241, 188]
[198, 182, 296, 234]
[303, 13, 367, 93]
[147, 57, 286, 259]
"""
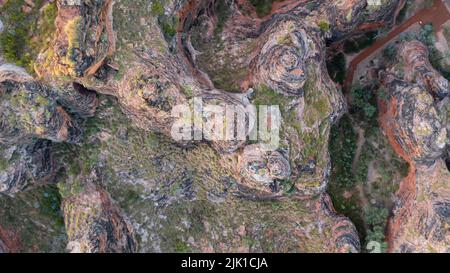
[0, 156, 9, 171]
[0, 1, 57, 73]
[0, 184, 67, 252]
[318, 21, 330, 32]
[151, 0, 165, 16]
[249, 0, 282, 17]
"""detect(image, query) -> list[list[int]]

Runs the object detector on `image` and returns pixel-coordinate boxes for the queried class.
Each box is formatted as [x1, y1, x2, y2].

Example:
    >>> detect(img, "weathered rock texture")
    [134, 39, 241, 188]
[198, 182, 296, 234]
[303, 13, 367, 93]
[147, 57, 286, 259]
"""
[325, 0, 406, 37]
[379, 40, 449, 253]
[0, 64, 89, 195]
[398, 40, 450, 99]
[388, 160, 450, 253]
[380, 74, 447, 164]
[36, 0, 115, 78]
[0, 0, 415, 252]
[172, 0, 404, 198]
[62, 175, 137, 253]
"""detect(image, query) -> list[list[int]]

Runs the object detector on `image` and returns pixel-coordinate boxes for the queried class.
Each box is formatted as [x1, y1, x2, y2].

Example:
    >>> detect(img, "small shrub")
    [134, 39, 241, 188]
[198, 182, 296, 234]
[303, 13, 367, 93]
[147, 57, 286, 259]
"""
[318, 21, 330, 32]
[151, 0, 165, 16]
[0, 157, 9, 171]
[365, 206, 388, 227]
[249, 0, 279, 17]
[162, 22, 176, 37]
[351, 86, 378, 120]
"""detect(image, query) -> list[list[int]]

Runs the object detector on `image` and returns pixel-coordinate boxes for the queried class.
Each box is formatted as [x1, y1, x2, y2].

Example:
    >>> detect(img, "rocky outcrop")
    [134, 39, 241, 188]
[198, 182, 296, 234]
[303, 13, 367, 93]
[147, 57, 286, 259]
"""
[0, 81, 81, 145]
[252, 17, 310, 95]
[62, 176, 137, 253]
[399, 40, 450, 99]
[379, 39, 449, 253]
[176, 0, 336, 196]
[320, 193, 361, 253]
[237, 144, 291, 197]
[0, 64, 87, 195]
[380, 74, 447, 164]
[36, 0, 115, 78]
[172, 0, 404, 198]
[388, 160, 449, 253]
[0, 64, 84, 144]
[0, 141, 54, 195]
[325, 0, 406, 37]
[57, 82, 99, 118]
[0, 0, 410, 252]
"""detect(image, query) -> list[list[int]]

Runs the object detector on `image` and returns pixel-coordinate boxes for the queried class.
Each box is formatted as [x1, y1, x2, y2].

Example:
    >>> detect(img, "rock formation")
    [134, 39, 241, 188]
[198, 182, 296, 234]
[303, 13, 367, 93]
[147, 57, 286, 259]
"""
[387, 160, 450, 253]
[35, 0, 115, 78]
[326, 0, 406, 37]
[2, 0, 440, 253]
[0, 64, 88, 195]
[398, 40, 450, 99]
[380, 73, 447, 164]
[237, 144, 291, 197]
[0, 239, 6, 253]
[62, 175, 137, 253]
[379, 40, 449, 253]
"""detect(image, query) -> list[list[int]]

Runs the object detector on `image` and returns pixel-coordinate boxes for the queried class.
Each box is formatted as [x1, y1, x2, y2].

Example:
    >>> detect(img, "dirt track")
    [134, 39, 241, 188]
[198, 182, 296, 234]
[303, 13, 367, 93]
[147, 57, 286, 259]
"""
[344, 0, 450, 92]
